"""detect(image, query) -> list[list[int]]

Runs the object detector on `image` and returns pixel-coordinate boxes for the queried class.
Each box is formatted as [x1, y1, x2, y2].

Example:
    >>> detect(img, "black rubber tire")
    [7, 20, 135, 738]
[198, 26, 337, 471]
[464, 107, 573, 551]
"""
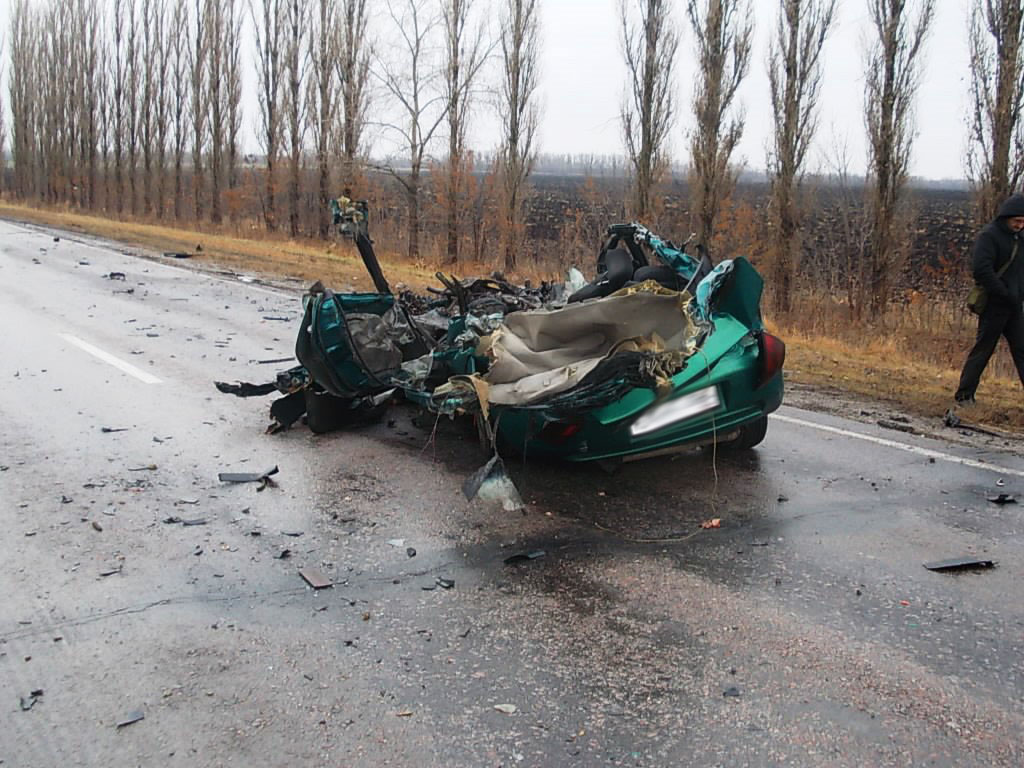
[724, 415, 768, 450]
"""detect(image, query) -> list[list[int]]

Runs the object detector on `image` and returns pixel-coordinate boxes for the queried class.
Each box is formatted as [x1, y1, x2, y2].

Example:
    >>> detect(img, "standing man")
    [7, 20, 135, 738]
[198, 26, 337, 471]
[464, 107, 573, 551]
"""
[955, 193, 1024, 405]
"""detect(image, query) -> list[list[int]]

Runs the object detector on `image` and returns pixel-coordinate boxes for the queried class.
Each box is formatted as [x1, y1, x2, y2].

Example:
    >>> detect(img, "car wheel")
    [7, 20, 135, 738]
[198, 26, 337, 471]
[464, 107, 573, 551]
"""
[723, 415, 768, 450]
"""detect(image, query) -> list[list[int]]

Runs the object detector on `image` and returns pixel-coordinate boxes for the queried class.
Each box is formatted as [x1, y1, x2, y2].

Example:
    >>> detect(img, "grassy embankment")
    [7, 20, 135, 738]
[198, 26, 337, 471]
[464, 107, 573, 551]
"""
[3, 201, 1022, 431]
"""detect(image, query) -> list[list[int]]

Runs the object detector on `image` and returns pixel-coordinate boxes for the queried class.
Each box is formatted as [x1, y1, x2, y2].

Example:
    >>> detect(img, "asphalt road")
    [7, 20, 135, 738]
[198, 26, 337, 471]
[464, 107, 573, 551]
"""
[1, 219, 1023, 768]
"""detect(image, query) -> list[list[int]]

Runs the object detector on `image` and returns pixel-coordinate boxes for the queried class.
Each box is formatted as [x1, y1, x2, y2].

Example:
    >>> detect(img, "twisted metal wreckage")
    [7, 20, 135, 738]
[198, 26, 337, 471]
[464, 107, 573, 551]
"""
[216, 223, 786, 510]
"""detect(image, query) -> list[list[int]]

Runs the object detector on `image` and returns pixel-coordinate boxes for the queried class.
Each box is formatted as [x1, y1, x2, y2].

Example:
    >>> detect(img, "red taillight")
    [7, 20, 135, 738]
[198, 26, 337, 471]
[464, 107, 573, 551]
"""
[536, 419, 583, 445]
[757, 332, 786, 387]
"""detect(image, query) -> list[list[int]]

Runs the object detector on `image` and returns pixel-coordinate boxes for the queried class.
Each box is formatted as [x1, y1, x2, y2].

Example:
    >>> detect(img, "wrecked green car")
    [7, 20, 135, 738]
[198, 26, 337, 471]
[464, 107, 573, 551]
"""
[219, 223, 785, 464]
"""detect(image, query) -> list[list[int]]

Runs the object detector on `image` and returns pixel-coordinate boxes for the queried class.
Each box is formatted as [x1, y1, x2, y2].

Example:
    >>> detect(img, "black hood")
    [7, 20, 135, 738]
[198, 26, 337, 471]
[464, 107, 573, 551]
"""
[996, 193, 1024, 219]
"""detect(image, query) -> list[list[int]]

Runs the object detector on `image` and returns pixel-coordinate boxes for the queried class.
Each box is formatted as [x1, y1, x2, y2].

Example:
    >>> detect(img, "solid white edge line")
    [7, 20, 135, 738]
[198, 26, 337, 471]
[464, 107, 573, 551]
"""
[59, 333, 162, 385]
[771, 412, 1024, 479]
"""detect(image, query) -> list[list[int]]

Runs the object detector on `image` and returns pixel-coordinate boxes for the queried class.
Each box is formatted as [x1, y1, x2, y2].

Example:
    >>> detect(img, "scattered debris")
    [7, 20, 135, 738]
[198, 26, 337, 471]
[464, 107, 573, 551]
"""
[91, 521, 103, 532]
[106, 272, 127, 280]
[219, 466, 279, 491]
[987, 493, 1016, 505]
[176, 498, 199, 505]
[436, 577, 455, 589]
[942, 408, 1005, 437]
[299, 568, 333, 589]
[504, 549, 546, 565]
[60, 495, 73, 504]
[162, 516, 183, 524]
[493, 704, 517, 715]
[262, 316, 291, 321]
[395, 710, 414, 717]
[723, 686, 741, 698]
[282, 530, 304, 537]
[215, 381, 277, 397]
[257, 357, 294, 365]
[128, 464, 158, 472]
[877, 419, 915, 434]
[923, 556, 995, 572]
[19, 690, 44, 711]
[275, 549, 292, 560]
[387, 539, 406, 548]
[406, 547, 417, 558]
[99, 566, 123, 577]
[116, 710, 145, 728]
[163, 252, 192, 259]
[181, 518, 208, 527]
[700, 518, 722, 529]
[101, 426, 130, 433]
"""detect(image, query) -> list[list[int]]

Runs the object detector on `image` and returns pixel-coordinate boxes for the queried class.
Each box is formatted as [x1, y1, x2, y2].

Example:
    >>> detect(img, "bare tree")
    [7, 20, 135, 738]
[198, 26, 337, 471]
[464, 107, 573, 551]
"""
[308, 0, 340, 239]
[207, 0, 227, 223]
[125, 0, 141, 213]
[863, 0, 935, 315]
[9, 0, 38, 198]
[141, 0, 161, 215]
[686, 0, 752, 252]
[170, 0, 190, 219]
[766, 0, 836, 315]
[441, 0, 489, 263]
[252, 0, 285, 230]
[0, 34, 6, 192]
[111, 0, 129, 211]
[337, 0, 371, 183]
[77, 0, 104, 210]
[191, 0, 209, 221]
[282, 0, 307, 236]
[967, 0, 1024, 223]
[225, 0, 243, 211]
[376, 0, 448, 261]
[498, 0, 540, 271]
[620, 0, 678, 222]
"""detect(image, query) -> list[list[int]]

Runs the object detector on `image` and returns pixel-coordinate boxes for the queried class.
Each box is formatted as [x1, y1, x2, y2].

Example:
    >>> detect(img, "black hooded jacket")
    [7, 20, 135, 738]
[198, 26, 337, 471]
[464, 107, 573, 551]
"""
[972, 193, 1024, 309]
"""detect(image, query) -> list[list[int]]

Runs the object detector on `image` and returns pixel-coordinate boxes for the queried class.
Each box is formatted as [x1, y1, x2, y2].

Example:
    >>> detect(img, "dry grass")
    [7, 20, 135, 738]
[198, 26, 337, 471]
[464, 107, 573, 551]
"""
[3, 200, 1022, 430]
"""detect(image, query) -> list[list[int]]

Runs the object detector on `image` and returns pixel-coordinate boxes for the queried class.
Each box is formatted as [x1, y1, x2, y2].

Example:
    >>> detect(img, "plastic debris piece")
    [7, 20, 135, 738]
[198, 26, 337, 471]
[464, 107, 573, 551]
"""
[700, 518, 722, 529]
[99, 566, 122, 577]
[101, 426, 130, 433]
[504, 549, 547, 565]
[162, 516, 183, 524]
[282, 530, 304, 537]
[20, 689, 43, 711]
[436, 577, 455, 589]
[723, 686, 740, 698]
[923, 556, 995, 572]
[275, 549, 292, 560]
[128, 464, 158, 471]
[299, 568, 333, 589]
[116, 710, 145, 728]
[406, 547, 417, 558]
[215, 381, 277, 398]
[181, 518, 207, 526]
[462, 454, 524, 512]
[387, 539, 406, 548]
[163, 251, 192, 259]
[106, 272, 127, 280]
[395, 710, 414, 717]
[493, 704, 517, 714]
[91, 521, 103, 532]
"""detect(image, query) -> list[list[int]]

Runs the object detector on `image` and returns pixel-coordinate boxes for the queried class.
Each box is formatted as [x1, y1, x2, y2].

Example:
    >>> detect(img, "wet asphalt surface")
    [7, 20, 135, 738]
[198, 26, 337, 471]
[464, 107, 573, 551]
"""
[1, 219, 1023, 767]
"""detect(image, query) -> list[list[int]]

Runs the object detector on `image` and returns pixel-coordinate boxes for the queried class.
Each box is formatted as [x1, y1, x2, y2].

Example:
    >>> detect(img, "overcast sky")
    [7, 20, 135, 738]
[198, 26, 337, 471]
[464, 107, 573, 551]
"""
[0, 0, 971, 181]
[511, 0, 969, 181]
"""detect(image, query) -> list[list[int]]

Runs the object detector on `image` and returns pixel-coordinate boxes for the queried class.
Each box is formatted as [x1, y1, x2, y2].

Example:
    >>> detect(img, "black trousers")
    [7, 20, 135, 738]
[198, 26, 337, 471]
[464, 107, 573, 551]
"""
[956, 300, 1024, 399]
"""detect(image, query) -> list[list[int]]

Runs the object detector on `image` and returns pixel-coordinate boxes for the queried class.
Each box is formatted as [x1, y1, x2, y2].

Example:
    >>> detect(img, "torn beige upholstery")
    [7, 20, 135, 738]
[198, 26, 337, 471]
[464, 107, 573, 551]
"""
[481, 284, 697, 405]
